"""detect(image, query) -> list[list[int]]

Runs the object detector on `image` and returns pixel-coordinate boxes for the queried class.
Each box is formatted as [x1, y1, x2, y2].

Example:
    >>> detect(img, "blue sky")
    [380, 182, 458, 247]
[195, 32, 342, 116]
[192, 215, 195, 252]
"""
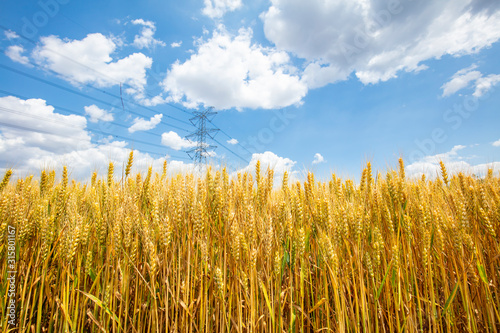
[1, 0, 499, 181]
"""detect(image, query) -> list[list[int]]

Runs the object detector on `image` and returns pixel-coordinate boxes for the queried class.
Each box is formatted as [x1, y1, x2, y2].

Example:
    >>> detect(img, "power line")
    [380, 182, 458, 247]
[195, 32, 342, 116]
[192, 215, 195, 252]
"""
[206, 118, 254, 155]
[0, 24, 252, 165]
[0, 89, 194, 159]
[0, 119, 74, 137]
[212, 137, 250, 164]
[0, 65, 252, 165]
[0, 104, 190, 159]
[0, 120, 189, 160]
[0, 61, 190, 130]
[0, 24, 194, 119]
[0, 63, 190, 132]
[0, 89, 166, 138]
[0, 62, 251, 166]
[0, 106, 88, 131]
[77, 76, 193, 127]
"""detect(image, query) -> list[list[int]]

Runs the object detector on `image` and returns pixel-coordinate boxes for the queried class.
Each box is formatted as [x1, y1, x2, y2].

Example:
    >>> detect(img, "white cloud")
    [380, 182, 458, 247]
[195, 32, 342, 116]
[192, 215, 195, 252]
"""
[227, 138, 238, 145]
[441, 65, 482, 97]
[406, 144, 500, 178]
[162, 26, 307, 110]
[131, 19, 166, 49]
[84, 105, 114, 123]
[15, 141, 172, 181]
[312, 153, 325, 164]
[0, 95, 191, 180]
[137, 94, 171, 107]
[202, 151, 217, 157]
[0, 96, 91, 156]
[421, 145, 466, 164]
[161, 131, 196, 150]
[202, 0, 242, 19]
[261, 0, 500, 88]
[0, 100, 296, 181]
[473, 74, 500, 97]
[171, 41, 182, 48]
[301, 62, 350, 89]
[128, 114, 163, 133]
[238, 151, 296, 179]
[5, 45, 32, 67]
[4, 30, 19, 40]
[31, 33, 152, 97]
[131, 18, 155, 29]
[493, 139, 500, 147]
[166, 160, 202, 175]
[440, 65, 500, 97]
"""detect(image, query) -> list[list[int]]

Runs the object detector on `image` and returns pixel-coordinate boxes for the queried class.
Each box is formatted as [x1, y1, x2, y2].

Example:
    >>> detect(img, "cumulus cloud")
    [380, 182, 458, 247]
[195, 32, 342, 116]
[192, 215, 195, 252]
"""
[4, 30, 19, 40]
[0, 95, 191, 180]
[238, 151, 296, 180]
[202, 0, 242, 19]
[406, 144, 500, 178]
[0, 100, 296, 181]
[227, 138, 238, 145]
[171, 41, 182, 48]
[131, 19, 166, 49]
[5, 45, 32, 67]
[202, 151, 217, 157]
[441, 65, 482, 97]
[493, 139, 500, 147]
[166, 160, 202, 175]
[261, 0, 500, 87]
[312, 153, 325, 164]
[137, 94, 171, 107]
[423, 145, 467, 163]
[162, 26, 307, 110]
[31, 33, 152, 97]
[84, 105, 114, 123]
[128, 114, 163, 133]
[440, 65, 500, 97]
[301, 62, 350, 89]
[161, 131, 196, 150]
[0, 96, 91, 155]
[473, 74, 500, 97]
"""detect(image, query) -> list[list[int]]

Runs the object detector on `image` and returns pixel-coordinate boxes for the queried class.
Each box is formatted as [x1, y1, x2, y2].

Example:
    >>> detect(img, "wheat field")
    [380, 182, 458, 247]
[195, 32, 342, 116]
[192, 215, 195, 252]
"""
[0, 155, 499, 332]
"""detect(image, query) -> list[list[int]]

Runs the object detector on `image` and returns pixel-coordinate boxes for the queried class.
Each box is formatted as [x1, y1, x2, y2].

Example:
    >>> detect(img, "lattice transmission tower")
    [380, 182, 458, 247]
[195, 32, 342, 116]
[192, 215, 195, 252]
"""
[186, 107, 219, 168]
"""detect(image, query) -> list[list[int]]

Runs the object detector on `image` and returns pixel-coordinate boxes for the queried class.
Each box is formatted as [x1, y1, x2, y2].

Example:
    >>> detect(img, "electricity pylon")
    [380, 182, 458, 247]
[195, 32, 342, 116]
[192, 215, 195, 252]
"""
[186, 107, 219, 168]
